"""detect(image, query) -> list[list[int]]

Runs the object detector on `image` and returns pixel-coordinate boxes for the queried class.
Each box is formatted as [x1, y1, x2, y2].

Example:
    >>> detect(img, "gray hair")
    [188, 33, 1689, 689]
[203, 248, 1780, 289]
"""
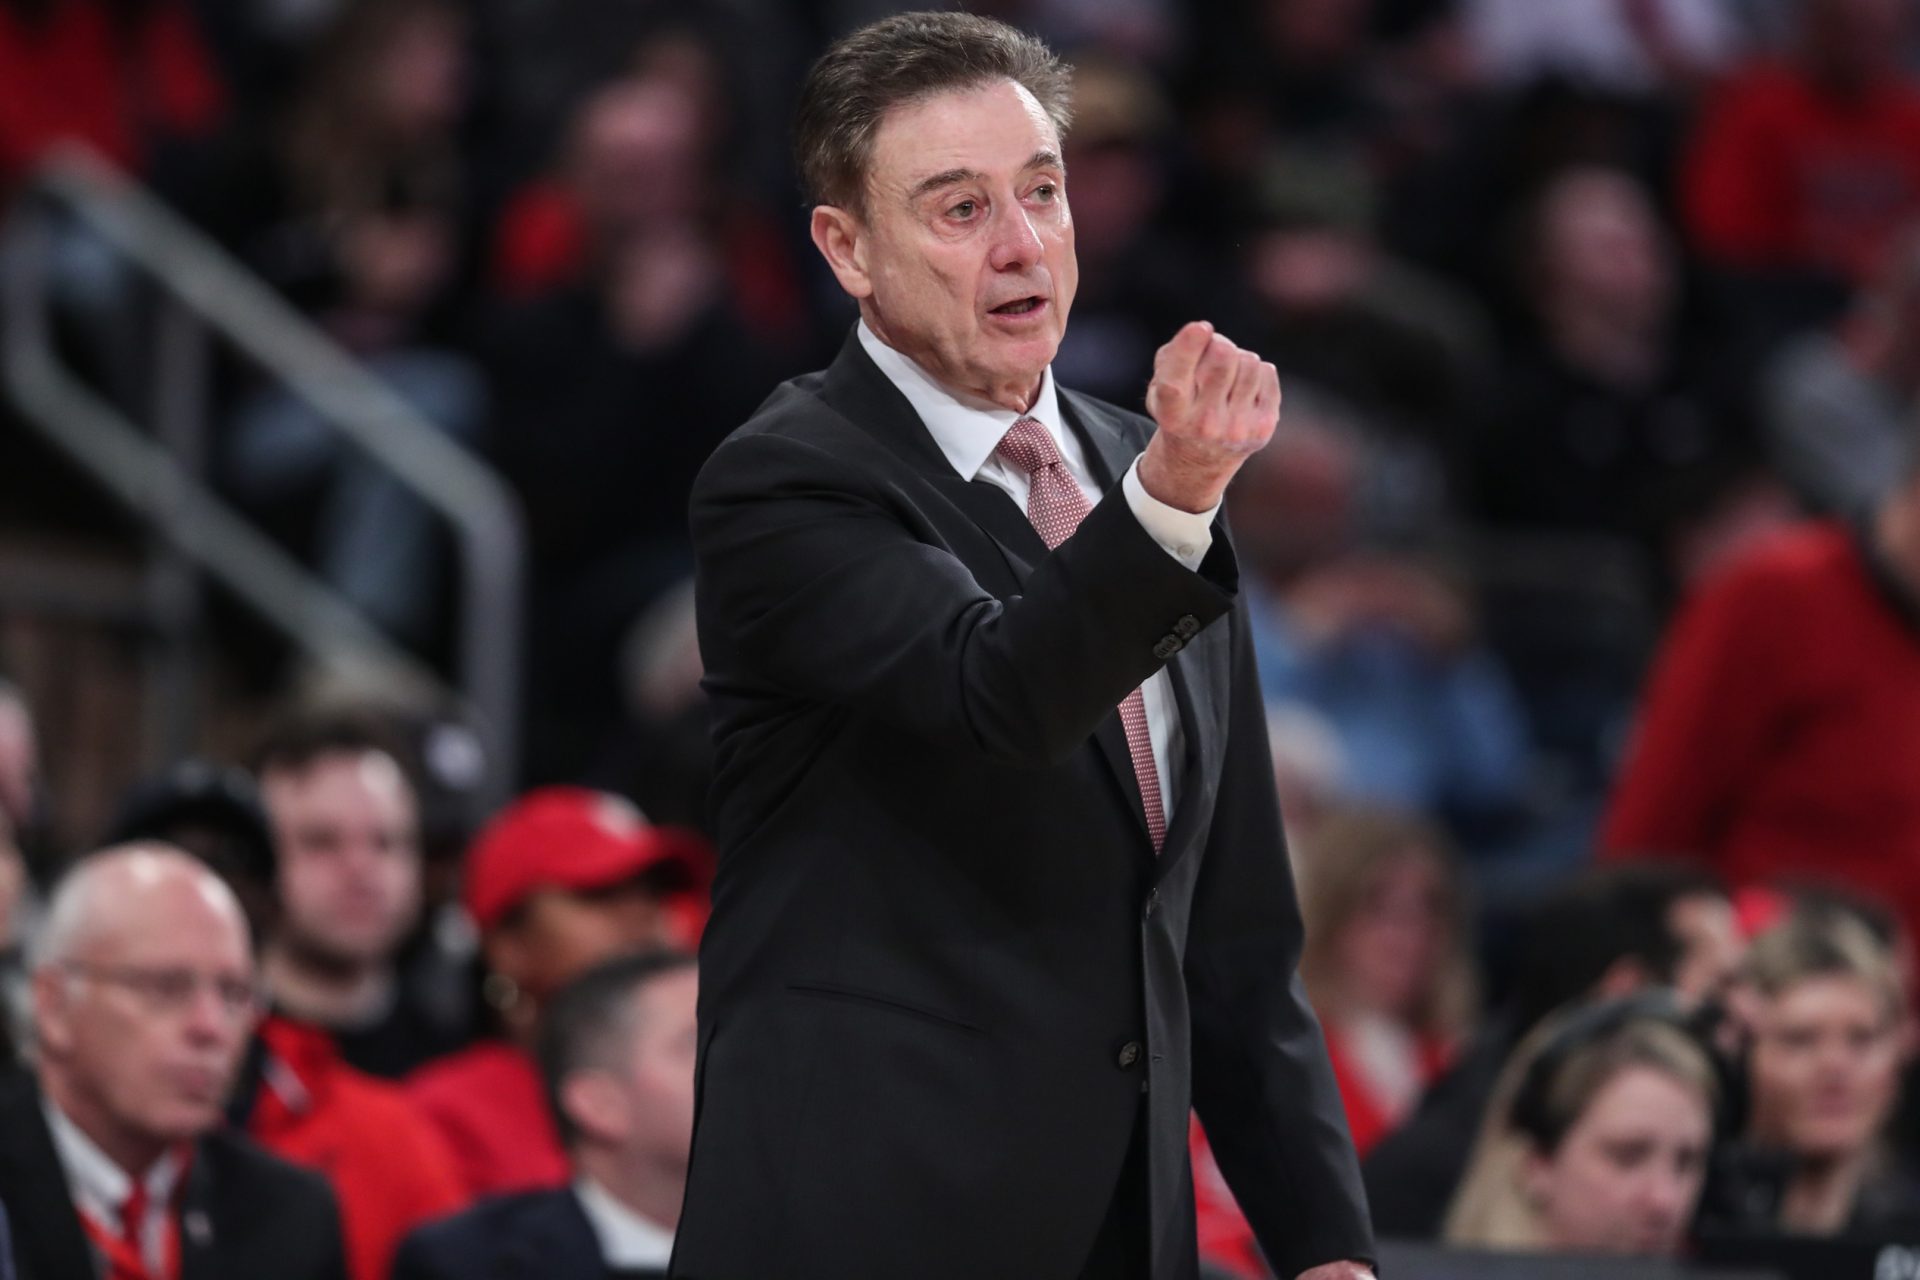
[793, 11, 1073, 215]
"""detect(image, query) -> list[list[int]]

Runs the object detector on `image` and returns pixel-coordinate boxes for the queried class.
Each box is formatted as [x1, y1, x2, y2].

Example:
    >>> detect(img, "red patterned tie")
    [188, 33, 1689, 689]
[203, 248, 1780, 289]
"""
[997, 417, 1167, 851]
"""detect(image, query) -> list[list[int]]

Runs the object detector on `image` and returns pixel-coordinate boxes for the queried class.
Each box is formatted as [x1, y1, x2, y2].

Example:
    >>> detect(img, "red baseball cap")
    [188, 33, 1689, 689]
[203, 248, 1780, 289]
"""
[462, 787, 710, 933]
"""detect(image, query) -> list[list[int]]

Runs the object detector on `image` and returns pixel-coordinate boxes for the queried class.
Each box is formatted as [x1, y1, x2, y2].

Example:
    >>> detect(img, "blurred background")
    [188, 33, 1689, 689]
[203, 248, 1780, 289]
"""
[4, 1, 1920, 1278]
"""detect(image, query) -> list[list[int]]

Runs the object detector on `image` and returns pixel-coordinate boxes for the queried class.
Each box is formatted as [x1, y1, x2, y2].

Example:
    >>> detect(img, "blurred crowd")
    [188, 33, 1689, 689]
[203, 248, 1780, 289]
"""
[5, 0, 1920, 1276]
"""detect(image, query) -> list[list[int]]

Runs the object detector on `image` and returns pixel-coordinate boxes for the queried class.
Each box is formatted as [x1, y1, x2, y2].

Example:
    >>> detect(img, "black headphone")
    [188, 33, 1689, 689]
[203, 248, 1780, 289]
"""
[1509, 990, 1707, 1150]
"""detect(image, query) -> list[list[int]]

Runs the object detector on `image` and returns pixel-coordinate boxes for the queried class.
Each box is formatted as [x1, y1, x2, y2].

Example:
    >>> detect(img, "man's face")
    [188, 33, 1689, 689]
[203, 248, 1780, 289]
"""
[491, 881, 669, 1004]
[35, 872, 257, 1150]
[262, 751, 421, 969]
[822, 78, 1078, 409]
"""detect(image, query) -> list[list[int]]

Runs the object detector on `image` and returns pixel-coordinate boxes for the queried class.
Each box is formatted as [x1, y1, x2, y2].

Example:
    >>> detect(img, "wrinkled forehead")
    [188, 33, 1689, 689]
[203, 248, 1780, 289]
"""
[866, 79, 1063, 202]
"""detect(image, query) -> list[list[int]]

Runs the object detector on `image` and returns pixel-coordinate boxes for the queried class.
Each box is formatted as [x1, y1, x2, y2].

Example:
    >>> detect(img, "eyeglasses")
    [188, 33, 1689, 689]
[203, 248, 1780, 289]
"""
[60, 962, 263, 1020]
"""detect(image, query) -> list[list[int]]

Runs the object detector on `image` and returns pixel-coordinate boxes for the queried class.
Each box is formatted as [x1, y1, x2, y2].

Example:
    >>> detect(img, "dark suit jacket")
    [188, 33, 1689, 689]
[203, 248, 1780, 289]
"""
[0, 1067, 345, 1280]
[392, 1187, 653, 1280]
[673, 331, 1373, 1280]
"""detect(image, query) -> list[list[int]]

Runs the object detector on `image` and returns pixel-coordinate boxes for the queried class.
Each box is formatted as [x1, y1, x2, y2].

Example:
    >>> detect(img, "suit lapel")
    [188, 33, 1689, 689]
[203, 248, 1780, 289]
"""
[177, 1143, 219, 1280]
[0, 1069, 107, 1280]
[1154, 615, 1231, 881]
[817, 328, 1039, 594]
[818, 329, 1214, 858]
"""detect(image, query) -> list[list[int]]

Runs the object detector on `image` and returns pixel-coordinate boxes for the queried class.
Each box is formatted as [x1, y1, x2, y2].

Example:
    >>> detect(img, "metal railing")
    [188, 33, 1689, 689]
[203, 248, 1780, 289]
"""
[0, 148, 524, 804]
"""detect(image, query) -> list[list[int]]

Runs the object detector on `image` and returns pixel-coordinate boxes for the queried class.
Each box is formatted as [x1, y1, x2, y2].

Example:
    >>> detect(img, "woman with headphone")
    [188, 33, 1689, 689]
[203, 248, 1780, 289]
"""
[1442, 994, 1721, 1257]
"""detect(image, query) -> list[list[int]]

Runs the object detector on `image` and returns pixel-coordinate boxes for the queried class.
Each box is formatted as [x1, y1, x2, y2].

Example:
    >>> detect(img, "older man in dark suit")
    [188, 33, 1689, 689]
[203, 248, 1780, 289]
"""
[0, 844, 343, 1280]
[673, 12, 1375, 1280]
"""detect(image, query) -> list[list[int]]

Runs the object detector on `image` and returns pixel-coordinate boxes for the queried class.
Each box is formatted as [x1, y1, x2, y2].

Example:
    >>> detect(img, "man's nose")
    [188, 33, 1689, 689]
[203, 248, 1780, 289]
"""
[988, 204, 1042, 271]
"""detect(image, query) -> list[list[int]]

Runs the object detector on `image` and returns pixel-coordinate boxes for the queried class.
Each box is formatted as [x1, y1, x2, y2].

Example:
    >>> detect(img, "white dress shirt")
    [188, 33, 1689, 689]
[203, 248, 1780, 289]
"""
[574, 1177, 677, 1270]
[857, 321, 1218, 812]
[43, 1098, 187, 1275]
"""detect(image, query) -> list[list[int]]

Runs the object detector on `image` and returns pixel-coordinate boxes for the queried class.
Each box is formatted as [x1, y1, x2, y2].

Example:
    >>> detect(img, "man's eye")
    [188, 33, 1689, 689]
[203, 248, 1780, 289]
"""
[1032, 184, 1057, 202]
[948, 200, 977, 219]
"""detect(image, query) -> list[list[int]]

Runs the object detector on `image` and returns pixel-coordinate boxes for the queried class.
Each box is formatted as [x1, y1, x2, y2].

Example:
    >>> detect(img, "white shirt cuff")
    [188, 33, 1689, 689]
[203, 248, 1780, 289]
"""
[1122, 456, 1217, 572]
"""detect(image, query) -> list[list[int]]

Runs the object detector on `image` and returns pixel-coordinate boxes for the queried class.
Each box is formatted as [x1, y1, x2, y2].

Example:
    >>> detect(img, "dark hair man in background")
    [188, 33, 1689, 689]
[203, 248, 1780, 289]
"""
[679, 11, 1373, 1280]
[253, 709, 464, 1078]
[394, 950, 698, 1280]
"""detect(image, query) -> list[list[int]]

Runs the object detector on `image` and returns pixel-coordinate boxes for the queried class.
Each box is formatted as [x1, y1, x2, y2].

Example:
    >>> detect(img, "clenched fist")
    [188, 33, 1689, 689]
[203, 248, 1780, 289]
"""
[1139, 321, 1281, 514]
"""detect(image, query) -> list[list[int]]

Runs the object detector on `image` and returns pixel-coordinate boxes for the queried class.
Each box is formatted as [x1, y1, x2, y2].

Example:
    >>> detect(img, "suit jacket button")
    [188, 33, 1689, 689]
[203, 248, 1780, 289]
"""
[1116, 1041, 1142, 1069]
[1152, 636, 1182, 660]
[1173, 614, 1200, 639]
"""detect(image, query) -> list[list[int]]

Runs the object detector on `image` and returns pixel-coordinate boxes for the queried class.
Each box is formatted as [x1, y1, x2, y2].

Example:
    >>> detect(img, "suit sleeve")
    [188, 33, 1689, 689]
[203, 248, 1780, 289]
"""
[691, 429, 1233, 766]
[1184, 598, 1375, 1279]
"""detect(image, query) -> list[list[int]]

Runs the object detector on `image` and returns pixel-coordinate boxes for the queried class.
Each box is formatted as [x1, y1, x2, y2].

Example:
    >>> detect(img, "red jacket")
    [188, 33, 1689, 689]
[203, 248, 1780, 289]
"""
[1684, 59, 1920, 282]
[1603, 522, 1920, 941]
[247, 1016, 467, 1280]
[406, 1041, 569, 1198]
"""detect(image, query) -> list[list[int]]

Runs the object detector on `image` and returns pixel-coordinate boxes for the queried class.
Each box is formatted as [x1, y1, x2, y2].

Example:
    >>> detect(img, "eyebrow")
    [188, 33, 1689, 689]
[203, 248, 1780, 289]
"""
[903, 151, 1066, 204]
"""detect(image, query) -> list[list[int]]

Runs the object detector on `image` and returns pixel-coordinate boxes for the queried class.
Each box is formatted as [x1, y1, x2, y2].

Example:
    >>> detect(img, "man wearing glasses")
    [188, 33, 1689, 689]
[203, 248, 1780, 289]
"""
[0, 843, 345, 1280]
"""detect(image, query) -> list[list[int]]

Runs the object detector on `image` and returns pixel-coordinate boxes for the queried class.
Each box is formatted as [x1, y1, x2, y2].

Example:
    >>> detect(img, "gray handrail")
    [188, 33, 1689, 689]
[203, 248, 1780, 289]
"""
[0, 147, 524, 801]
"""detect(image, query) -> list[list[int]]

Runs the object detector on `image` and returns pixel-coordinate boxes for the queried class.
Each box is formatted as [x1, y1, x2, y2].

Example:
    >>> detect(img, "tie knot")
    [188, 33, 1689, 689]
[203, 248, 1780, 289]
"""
[995, 416, 1062, 477]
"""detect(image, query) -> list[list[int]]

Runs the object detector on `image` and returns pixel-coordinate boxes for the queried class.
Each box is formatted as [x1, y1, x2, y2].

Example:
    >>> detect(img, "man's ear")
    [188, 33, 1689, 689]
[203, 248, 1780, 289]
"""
[810, 205, 873, 300]
[559, 1069, 631, 1146]
[32, 968, 74, 1057]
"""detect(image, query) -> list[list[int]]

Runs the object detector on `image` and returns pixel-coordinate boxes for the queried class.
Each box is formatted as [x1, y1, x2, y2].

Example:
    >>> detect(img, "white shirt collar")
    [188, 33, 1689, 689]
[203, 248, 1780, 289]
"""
[855, 320, 1077, 483]
[574, 1176, 676, 1269]
[42, 1096, 185, 1234]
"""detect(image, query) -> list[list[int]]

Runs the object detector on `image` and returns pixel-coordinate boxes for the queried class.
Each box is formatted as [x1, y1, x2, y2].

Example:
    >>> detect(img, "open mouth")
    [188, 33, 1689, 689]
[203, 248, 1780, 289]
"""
[990, 296, 1046, 316]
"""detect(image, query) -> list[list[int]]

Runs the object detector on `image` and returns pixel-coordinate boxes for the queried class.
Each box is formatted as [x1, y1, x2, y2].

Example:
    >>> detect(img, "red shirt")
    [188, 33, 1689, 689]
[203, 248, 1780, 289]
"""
[1683, 60, 1920, 282]
[0, 0, 221, 194]
[247, 1016, 468, 1280]
[406, 1041, 569, 1198]
[1602, 522, 1920, 941]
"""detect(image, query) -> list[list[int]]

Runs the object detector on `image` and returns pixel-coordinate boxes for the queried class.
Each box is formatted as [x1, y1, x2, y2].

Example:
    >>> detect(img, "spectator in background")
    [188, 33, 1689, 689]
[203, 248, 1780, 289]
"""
[105, 757, 470, 1280]
[1190, 809, 1476, 1276]
[1600, 432, 1920, 950]
[394, 951, 698, 1280]
[0, 681, 37, 1042]
[1683, 0, 1920, 297]
[1710, 912, 1920, 1238]
[0, 0, 224, 197]
[210, 0, 484, 648]
[1364, 863, 1741, 1237]
[1047, 55, 1214, 411]
[253, 710, 467, 1078]
[408, 788, 705, 1198]
[1766, 225, 1920, 515]
[1296, 810, 1478, 1154]
[0, 845, 346, 1279]
[1443, 997, 1718, 1256]
[0, 680, 37, 851]
[1232, 146, 1491, 460]
[1227, 393, 1532, 839]
[480, 72, 787, 782]
[1473, 164, 1760, 591]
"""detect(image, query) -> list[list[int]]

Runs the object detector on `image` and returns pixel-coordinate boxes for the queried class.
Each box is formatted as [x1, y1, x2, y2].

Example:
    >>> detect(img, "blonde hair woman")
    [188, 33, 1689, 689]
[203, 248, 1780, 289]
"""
[1737, 910, 1919, 1236]
[1445, 998, 1719, 1256]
